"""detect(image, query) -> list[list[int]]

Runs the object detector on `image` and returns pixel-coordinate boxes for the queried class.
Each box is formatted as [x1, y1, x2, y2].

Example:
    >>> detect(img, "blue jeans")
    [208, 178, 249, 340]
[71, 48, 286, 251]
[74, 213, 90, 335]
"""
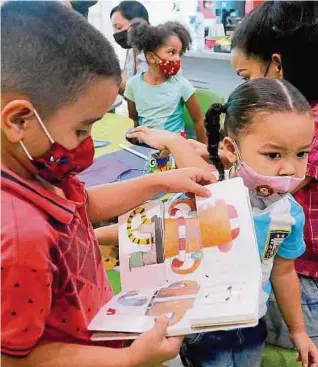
[266, 275, 318, 348]
[180, 319, 267, 367]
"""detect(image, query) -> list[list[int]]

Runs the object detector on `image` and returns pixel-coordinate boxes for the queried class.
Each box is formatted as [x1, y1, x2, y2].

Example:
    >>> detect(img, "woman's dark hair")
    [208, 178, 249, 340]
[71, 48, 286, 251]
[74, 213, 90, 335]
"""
[205, 78, 312, 180]
[71, 1, 97, 18]
[128, 19, 192, 55]
[232, 1, 318, 102]
[110, 1, 149, 23]
[1, 1, 121, 118]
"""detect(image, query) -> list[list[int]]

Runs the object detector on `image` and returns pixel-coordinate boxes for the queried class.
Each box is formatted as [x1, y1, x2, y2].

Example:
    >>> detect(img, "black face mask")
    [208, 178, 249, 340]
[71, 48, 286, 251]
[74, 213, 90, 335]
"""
[113, 30, 131, 49]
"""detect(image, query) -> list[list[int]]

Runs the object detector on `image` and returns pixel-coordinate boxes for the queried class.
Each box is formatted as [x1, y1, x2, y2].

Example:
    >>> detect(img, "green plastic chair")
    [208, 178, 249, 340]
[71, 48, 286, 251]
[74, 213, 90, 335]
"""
[183, 88, 224, 140]
[262, 344, 301, 367]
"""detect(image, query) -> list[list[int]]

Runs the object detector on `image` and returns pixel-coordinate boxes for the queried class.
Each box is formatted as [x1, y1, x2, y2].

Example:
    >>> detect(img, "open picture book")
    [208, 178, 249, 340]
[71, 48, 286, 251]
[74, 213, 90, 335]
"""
[89, 177, 262, 341]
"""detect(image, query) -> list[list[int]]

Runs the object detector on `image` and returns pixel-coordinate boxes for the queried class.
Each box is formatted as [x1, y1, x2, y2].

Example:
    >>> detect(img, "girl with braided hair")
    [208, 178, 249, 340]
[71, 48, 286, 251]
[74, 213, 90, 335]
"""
[128, 78, 318, 366]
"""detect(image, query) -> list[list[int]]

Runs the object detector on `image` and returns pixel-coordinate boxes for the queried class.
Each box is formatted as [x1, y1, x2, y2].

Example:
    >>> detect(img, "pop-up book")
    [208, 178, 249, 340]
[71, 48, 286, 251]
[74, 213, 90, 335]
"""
[89, 178, 262, 340]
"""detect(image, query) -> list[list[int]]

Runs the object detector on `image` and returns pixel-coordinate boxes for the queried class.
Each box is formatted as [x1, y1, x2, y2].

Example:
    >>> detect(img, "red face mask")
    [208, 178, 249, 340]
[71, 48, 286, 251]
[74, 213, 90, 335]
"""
[155, 54, 181, 77]
[20, 110, 94, 186]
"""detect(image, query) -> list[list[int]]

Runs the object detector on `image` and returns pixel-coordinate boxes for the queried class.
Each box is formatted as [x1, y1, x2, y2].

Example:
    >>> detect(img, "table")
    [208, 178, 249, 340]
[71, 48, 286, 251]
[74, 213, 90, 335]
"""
[79, 112, 152, 187]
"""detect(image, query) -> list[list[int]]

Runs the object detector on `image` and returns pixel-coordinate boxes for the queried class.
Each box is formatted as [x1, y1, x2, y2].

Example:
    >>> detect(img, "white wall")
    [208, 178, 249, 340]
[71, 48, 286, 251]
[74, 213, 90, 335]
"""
[87, 0, 198, 67]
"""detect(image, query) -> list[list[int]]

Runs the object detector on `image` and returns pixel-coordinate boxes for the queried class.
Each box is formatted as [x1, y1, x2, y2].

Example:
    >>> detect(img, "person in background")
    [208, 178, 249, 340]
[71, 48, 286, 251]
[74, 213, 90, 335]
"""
[231, 0, 318, 349]
[110, 0, 149, 94]
[1, 2, 215, 366]
[125, 19, 207, 143]
[71, 1, 97, 18]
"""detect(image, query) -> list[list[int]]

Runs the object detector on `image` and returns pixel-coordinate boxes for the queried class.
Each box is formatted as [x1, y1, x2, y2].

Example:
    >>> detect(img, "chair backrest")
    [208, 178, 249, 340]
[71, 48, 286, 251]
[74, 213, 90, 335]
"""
[184, 88, 224, 140]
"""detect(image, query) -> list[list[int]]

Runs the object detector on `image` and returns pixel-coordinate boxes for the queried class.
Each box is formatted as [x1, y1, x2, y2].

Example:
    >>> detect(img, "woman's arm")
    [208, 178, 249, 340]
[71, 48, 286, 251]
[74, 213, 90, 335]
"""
[127, 127, 213, 171]
[127, 100, 139, 128]
[185, 95, 207, 144]
[119, 72, 128, 96]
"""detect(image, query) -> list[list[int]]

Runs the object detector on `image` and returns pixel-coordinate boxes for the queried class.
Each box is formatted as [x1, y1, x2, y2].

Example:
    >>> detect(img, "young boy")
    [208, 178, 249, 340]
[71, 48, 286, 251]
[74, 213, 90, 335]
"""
[1, 3, 214, 367]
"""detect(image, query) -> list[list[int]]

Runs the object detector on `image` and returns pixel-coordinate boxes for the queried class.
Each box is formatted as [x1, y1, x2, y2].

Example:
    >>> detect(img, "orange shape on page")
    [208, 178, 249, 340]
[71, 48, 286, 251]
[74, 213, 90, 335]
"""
[164, 217, 201, 258]
[198, 199, 236, 248]
[147, 280, 200, 326]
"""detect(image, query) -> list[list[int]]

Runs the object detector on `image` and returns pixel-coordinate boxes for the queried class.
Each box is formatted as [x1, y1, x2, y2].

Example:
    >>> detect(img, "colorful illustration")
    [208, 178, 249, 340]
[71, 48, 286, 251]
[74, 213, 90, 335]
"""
[118, 290, 148, 307]
[165, 198, 240, 273]
[197, 198, 240, 252]
[124, 197, 240, 277]
[126, 206, 164, 270]
[146, 280, 200, 326]
[115, 280, 200, 326]
[100, 245, 119, 271]
[164, 200, 203, 275]
[144, 151, 175, 174]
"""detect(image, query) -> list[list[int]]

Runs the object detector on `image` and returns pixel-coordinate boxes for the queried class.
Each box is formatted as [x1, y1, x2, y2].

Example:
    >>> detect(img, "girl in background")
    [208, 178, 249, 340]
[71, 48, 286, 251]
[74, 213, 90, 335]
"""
[125, 19, 207, 143]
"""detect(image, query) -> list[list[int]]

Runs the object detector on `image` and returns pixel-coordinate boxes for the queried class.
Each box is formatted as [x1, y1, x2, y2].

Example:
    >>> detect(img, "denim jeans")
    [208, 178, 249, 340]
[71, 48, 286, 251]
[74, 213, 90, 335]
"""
[180, 318, 267, 367]
[266, 275, 318, 348]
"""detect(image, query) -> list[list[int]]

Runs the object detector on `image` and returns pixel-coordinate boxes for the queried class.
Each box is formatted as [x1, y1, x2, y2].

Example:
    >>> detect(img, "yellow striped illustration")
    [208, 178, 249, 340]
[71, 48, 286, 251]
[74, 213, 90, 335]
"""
[127, 206, 155, 245]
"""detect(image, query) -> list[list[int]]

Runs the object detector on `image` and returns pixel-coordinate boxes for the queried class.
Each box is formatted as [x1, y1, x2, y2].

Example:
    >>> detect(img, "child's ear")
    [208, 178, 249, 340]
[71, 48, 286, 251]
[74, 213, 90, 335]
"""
[222, 137, 237, 164]
[1, 100, 36, 143]
[271, 53, 283, 79]
[146, 52, 157, 65]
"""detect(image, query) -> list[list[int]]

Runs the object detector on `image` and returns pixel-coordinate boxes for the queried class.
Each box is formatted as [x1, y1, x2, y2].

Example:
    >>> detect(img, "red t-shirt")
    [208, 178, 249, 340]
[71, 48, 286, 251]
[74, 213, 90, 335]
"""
[1, 167, 120, 357]
[294, 103, 318, 279]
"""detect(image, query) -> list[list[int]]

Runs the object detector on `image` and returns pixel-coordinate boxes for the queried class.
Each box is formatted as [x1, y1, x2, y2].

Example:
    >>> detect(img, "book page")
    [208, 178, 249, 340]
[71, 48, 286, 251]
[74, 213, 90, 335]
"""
[90, 177, 261, 338]
[119, 200, 166, 291]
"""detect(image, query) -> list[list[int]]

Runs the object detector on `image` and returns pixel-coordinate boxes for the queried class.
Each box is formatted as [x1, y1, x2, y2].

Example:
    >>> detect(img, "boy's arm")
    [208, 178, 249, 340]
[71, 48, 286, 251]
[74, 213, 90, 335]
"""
[185, 94, 207, 144]
[127, 100, 139, 128]
[94, 224, 118, 247]
[1, 317, 182, 367]
[1, 343, 130, 367]
[87, 168, 214, 223]
[271, 256, 318, 366]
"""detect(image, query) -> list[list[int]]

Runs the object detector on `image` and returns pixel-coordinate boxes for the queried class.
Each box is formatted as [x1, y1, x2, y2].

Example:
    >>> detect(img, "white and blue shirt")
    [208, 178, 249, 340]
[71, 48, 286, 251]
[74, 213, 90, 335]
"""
[124, 73, 195, 133]
[252, 194, 306, 318]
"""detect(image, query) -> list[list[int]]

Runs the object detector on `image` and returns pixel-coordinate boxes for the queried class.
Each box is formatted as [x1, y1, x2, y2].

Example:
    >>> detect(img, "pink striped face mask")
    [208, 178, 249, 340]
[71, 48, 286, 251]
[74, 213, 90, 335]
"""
[233, 142, 304, 202]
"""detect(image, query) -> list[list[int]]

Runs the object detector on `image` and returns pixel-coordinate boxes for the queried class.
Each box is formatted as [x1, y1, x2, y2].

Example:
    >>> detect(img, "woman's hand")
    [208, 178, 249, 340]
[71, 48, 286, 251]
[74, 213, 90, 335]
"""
[127, 127, 182, 151]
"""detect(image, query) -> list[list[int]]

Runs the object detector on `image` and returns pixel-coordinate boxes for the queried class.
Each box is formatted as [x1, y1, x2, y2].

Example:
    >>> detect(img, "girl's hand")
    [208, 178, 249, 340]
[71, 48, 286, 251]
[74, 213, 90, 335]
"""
[129, 315, 183, 367]
[127, 127, 182, 151]
[290, 331, 318, 367]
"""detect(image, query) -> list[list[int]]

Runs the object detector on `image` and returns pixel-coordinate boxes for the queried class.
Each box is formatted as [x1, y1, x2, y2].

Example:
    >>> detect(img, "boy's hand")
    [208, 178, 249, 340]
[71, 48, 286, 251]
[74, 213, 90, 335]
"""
[127, 127, 181, 151]
[290, 331, 318, 367]
[129, 315, 183, 367]
[153, 167, 217, 197]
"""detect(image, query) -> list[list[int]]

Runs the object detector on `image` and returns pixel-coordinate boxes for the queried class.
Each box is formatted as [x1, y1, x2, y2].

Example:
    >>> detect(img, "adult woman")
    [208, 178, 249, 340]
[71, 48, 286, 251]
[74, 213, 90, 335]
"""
[128, 0, 318, 350]
[110, 0, 149, 94]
